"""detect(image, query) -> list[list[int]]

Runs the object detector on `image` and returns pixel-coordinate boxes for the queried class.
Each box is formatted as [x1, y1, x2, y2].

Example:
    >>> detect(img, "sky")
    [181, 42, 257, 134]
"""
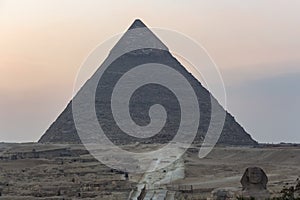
[0, 0, 300, 143]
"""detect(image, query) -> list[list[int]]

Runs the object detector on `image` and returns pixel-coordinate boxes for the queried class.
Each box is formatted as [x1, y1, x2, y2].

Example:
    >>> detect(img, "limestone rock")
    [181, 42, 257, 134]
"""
[240, 167, 270, 200]
[38, 19, 257, 147]
[210, 187, 238, 200]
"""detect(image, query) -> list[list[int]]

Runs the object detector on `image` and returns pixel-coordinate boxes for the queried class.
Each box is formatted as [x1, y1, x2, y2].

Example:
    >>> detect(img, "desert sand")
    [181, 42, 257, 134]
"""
[0, 143, 299, 199]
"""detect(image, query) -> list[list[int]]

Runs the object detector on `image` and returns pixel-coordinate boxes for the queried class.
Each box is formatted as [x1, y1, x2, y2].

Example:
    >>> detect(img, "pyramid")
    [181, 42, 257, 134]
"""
[39, 19, 257, 146]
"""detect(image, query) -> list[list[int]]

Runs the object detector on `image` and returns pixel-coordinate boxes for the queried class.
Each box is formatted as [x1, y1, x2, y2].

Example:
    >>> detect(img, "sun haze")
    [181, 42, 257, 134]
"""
[0, 0, 300, 143]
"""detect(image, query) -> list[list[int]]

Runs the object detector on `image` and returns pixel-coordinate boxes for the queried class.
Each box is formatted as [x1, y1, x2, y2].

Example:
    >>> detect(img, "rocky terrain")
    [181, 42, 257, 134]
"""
[174, 145, 300, 199]
[0, 143, 300, 199]
[0, 143, 135, 200]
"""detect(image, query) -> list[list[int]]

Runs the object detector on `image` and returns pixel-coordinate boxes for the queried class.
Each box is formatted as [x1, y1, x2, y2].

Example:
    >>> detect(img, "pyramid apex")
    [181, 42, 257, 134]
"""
[128, 19, 147, 30]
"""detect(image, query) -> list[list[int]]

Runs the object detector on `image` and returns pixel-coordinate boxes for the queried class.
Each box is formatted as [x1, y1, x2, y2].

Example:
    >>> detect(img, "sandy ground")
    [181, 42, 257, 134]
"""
[0, 143, 300, 199]
[129, 147, 184, 200]
[173, 145, 300, 198]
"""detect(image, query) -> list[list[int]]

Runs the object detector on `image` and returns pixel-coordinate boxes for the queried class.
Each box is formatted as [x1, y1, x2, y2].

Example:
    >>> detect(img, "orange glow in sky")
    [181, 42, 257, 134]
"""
[0, 0, 300, 142]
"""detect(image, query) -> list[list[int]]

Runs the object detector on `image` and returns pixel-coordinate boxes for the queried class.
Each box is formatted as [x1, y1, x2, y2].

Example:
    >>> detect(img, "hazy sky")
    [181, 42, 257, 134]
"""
[0, 0, 300, 143]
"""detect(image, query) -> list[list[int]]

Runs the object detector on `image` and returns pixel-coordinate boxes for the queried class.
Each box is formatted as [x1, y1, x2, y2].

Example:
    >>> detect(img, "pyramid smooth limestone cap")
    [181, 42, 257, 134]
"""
[128, 19, 147, 30]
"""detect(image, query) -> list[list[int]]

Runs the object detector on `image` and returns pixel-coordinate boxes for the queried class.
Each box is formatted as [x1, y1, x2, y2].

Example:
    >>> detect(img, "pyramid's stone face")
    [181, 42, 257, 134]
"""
[39, 20, 257, 146]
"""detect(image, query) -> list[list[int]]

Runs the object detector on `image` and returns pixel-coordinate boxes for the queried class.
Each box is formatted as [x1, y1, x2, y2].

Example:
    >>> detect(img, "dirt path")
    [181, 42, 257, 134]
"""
[128, 154, 184, 200]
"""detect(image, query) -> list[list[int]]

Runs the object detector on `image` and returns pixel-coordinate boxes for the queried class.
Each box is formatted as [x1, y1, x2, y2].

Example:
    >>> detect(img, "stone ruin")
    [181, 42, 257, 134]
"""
[210, 187, 237, 200]
[210, 167, 270, 200]
[296, 178, 300, 198]
[240, 167, 270, 199]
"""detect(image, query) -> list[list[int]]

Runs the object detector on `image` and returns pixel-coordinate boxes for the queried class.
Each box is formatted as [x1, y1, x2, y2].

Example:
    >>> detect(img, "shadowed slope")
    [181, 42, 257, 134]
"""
[39, 19, 257, 146]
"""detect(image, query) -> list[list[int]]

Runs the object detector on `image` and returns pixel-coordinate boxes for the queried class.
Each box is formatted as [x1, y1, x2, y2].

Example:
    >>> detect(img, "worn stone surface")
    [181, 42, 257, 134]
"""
[240, 167, 270, 200]
[210, 187, 237, 200]
[295, 179, 300, 198]
[38, 19, 257, 146]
